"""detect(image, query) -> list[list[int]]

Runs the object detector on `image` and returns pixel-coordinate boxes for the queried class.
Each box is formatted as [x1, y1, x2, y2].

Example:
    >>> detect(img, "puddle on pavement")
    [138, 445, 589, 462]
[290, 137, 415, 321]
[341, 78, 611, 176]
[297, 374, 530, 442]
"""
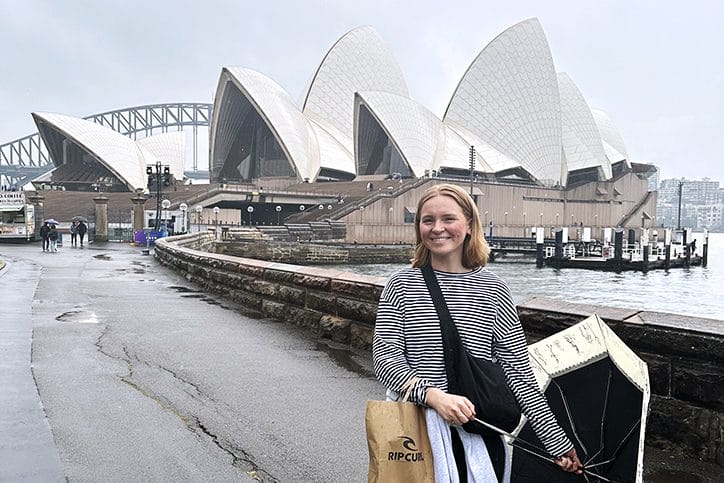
[168, 286, 232, 310]
[315, 341, 374, 378]
[169, 285, 200, 293]
[93, 254, 112, 261]
[56, 310, 99, 324]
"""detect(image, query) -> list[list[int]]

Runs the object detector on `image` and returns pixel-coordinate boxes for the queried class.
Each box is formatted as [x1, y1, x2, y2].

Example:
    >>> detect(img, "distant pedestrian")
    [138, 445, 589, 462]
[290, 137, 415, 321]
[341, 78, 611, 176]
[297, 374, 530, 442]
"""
[70, 221, 78, 246]
[40, 222, 50, 252]
[77, 221, 87, 247]
[48, 225, 59, 252]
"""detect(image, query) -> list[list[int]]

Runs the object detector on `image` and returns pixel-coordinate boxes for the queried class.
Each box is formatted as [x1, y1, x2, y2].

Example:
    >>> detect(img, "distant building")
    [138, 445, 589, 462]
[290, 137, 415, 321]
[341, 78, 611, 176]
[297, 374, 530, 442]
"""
[645, 165, 659, 192]
[657, 177, 723, 230]
[209, 19, 631, 188]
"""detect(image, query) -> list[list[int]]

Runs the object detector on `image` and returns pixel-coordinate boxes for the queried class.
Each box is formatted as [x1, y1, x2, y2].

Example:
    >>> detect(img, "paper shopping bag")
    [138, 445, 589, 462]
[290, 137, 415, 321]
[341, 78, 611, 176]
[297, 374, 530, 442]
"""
[365, 399, 434, 482]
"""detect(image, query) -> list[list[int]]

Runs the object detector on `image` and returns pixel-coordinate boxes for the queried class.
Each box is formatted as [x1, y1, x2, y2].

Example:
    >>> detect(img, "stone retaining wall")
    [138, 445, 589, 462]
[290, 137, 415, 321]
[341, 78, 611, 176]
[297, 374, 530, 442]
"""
[215, 240, 413, 265]
[154, 233, 723, 467]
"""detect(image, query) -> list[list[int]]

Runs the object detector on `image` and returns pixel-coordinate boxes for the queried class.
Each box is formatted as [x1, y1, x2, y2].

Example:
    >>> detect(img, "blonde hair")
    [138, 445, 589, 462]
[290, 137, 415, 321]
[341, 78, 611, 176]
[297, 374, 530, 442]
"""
[411, 183, 489, 269]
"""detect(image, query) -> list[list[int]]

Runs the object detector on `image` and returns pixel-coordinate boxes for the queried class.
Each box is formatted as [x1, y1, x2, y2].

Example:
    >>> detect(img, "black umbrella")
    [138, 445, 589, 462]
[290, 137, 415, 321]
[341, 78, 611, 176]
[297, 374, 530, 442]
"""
[72, 215, 89, 222]
[505, 314, 649, 483]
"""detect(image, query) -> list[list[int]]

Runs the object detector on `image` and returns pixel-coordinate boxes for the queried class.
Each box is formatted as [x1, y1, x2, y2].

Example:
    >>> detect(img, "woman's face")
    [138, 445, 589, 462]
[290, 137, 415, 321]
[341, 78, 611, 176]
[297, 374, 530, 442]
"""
[419, 194, 471, 265]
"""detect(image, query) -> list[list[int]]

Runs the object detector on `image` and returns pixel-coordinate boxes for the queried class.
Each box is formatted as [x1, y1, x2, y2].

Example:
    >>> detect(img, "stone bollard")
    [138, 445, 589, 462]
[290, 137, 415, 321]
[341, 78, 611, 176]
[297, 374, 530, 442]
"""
[93, 196, 109, 242]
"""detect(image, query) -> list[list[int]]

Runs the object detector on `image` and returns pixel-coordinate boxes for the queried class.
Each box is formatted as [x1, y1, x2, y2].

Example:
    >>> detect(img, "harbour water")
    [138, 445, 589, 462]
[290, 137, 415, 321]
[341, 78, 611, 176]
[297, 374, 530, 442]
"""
[331, 232, 724, 321]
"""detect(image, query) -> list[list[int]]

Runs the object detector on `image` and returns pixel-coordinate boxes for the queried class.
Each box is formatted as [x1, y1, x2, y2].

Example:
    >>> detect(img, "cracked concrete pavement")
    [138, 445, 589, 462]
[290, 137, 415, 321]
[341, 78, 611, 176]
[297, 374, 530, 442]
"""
[2, 240, 381, 481]
[2, 239, 721, 482]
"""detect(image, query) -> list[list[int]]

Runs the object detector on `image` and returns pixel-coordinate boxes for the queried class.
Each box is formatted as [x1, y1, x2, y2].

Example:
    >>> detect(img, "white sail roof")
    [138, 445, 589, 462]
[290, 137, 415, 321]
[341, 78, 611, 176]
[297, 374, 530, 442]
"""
[592, 108, 630, 168]
[32, 112, 149, 191]
[443, 18, 563, 185]
[136, 131, 186, 181]
[302, 26, 409, 156]
[558, 73, 612, 180]
[211, 67, 320, 182]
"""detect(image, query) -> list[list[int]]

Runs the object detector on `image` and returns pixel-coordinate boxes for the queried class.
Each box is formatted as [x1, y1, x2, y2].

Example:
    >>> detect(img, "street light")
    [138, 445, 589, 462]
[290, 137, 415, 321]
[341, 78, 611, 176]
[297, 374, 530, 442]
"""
[275, 205, 282, 225]
[213, 206, 221, 240]
[195, 205, 203, 233]
[179, 202, 188, 234]
[146, 161, 172, 231]
[161, 199, 171, 232]
[246, 206, 254, 225]
[539, 212, 543, 225]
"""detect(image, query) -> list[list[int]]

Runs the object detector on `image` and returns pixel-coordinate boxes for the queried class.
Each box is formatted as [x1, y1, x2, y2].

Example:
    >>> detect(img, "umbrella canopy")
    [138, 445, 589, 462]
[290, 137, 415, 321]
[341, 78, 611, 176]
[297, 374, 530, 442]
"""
[511, 314, 650, 483]
[72, 215, 89, 222]
[44, 218, 60, 225]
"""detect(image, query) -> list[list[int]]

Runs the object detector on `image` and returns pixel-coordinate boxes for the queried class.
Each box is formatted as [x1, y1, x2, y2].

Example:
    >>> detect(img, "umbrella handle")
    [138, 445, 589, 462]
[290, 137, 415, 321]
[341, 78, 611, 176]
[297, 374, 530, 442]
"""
[472, 418, 616, 482]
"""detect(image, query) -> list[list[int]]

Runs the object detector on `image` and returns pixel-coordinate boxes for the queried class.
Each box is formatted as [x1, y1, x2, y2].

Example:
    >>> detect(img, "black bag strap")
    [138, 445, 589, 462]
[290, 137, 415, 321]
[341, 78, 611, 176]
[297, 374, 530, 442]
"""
[421, 264, 463, 381]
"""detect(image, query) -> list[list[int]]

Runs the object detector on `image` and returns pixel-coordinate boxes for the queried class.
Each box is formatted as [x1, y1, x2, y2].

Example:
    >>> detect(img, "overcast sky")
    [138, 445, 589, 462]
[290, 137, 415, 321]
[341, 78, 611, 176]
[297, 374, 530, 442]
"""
[2, 0, 722, 182]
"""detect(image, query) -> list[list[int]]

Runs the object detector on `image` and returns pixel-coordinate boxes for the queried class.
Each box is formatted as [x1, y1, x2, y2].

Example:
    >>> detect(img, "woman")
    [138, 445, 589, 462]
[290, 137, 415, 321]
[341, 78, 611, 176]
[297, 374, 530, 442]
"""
[372, 183, 582, 482]
[48, 225, 59, 252]
[70, 221, 78, 246]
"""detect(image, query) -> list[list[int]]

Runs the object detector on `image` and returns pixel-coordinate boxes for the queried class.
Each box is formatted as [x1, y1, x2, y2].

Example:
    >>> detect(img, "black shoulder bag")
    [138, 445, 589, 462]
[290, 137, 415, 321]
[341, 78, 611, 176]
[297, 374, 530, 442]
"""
[421, 264, 521, 437]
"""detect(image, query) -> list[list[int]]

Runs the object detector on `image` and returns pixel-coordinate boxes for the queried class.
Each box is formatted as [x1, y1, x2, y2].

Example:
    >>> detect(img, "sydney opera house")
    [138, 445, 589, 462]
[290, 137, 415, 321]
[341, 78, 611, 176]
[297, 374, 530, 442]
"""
[19, 18, 656, 242]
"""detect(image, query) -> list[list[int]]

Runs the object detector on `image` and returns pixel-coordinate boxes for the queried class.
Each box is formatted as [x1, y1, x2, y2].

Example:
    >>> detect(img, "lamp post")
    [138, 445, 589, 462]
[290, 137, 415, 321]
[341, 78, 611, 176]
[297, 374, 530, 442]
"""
[161, 199, 171, 233]
[555, 213, 559, 226]
[504, 211, 508, 226]
[468, 145, 475, 196]
[213, 206, 220, 238]
[195, 205, 202, 233]
[539, 212, 543, 225]
[246, 206, 254, 225]
[484, 210, 488, 227]
[179, 203, 188, 234]
[677, 180, 684, 229]
[146, 161, 171, 231]
[275, 205, 282, 225]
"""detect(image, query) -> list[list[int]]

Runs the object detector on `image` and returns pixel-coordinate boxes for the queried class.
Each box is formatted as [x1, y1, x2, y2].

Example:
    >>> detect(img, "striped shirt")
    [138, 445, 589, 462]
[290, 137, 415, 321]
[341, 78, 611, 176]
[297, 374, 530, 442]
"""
[372, 266, 572, 457]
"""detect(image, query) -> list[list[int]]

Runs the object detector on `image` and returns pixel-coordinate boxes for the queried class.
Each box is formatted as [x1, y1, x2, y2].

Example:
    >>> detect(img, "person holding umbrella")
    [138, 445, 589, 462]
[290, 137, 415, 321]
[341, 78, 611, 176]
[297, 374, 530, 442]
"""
[372, 183, 582, 481]
[76, 219, 87, 247]
[48, 223, 59, 252]
[39, 221, 50, 252]
[70, 221, 78, 246]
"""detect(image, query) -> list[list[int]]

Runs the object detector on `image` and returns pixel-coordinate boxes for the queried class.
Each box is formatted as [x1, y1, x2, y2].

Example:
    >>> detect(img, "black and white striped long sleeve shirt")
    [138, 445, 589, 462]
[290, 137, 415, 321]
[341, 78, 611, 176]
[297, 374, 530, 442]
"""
[372, 266, 573, 457]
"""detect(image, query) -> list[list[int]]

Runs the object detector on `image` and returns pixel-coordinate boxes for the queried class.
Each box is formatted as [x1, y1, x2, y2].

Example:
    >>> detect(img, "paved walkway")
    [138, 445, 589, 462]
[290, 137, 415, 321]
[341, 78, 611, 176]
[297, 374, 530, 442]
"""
[0, 255, 64, 481]
[1, 239, 721, 482]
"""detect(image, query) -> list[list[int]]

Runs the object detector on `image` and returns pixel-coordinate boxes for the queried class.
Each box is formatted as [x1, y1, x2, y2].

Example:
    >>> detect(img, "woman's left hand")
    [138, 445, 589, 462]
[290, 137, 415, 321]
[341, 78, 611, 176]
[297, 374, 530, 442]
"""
[555, 448, 583, 474]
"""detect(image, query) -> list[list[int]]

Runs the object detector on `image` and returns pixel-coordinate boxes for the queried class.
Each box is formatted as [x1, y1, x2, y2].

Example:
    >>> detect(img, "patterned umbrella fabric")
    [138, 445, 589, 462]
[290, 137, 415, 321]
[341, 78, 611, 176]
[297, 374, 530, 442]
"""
[509, 314, 650, 483]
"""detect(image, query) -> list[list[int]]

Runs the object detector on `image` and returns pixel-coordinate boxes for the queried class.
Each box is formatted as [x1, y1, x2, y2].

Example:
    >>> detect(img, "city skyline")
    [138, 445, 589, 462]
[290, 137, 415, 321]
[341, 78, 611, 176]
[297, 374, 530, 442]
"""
[2, 0, 722, 182]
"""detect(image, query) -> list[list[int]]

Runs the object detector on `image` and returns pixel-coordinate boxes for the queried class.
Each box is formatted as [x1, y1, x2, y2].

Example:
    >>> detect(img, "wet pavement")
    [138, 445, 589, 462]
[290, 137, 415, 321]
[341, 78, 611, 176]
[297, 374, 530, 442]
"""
[0, 239, 721, 482]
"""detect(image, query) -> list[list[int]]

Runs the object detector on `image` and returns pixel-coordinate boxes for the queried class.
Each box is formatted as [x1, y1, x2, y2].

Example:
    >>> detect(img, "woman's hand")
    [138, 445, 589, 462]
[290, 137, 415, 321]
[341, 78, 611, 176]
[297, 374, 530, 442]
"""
[425, 387, 475, 426]
[555, 448, 583, 474]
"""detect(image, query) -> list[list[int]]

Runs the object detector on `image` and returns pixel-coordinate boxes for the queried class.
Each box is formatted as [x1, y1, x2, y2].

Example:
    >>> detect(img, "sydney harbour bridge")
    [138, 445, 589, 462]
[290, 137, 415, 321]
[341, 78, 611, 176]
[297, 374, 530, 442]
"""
[0, 102, 212, 186]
